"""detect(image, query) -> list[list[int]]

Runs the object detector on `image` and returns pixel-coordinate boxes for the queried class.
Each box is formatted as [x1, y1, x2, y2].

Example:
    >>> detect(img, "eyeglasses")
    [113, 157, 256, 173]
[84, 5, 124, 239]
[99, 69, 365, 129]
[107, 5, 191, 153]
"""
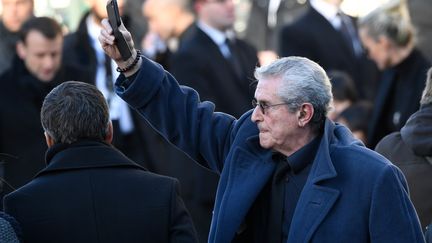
[252, 98, 288, 115]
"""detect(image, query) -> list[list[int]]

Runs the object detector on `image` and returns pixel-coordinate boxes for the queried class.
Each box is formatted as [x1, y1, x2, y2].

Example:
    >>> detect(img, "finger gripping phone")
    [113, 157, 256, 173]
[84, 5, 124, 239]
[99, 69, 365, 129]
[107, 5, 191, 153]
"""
[106, 0, 132, 61]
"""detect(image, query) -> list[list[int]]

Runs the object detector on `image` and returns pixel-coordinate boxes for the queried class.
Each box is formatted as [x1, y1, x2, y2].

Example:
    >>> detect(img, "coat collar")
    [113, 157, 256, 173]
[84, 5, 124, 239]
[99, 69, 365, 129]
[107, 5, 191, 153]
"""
[212, 134, 275, 243]
[36, 141, 145, 177]
[288, 119, 339, 242]
[288, 120, 362, 242]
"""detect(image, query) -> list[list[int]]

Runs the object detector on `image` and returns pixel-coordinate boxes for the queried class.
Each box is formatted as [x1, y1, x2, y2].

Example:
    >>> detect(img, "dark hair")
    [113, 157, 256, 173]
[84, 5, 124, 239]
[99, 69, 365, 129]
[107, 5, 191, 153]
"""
[328, 70, 358, 102]
[40, 81, 110, 144]
[337, 101, 372, 134]
[19, 16, 62, 43]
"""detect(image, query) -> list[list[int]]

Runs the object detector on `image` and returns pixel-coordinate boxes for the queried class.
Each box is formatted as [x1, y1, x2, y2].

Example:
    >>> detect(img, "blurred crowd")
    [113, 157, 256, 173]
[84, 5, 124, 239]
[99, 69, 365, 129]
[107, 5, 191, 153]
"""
[1, 0, 431, 242]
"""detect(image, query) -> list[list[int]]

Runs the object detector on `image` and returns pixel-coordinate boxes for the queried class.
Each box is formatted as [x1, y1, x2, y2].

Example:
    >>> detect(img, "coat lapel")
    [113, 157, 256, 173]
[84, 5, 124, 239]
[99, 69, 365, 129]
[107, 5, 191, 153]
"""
[37, 142, 146, 177]
[288, 120, 340, 242]
[213, 135, 276, 243]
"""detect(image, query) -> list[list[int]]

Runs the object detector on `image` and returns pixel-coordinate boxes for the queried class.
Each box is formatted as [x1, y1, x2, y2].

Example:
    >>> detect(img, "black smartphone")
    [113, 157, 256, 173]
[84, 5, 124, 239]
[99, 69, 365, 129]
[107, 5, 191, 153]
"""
[106, 0, 132, 61]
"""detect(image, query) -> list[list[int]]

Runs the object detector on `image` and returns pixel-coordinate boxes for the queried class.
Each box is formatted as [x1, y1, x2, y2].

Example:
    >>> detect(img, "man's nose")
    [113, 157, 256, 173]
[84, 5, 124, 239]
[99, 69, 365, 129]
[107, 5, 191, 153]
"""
[251, 106, 262, 123]
[43, 56, 56, 69]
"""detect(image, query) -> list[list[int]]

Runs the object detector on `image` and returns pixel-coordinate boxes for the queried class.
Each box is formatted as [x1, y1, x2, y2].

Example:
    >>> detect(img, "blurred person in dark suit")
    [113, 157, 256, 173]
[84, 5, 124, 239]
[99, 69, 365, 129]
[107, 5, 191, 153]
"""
[279, 0, 379, 101]
[170, 0, 259, 119]
[0, 0, 33, 75]
[0, 17, 85, 206]
[141, 0, 195, 69]
[244, 0, 308, 65]
[143, 1, 218, 241]
[62, 0, 153, 167]
[359, 3, 431, 148]
[375, 67, 432, 230]
[3, 81, 198, 243]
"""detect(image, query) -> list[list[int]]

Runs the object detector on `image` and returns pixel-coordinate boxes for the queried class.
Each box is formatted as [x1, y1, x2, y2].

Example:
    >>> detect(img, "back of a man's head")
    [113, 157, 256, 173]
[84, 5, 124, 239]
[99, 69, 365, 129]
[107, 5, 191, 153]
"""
[41, 81, 110, 144]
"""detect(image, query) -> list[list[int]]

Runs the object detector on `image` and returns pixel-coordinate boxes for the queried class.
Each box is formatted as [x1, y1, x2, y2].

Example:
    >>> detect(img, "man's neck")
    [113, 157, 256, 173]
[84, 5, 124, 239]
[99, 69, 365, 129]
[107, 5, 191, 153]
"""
[278, 129, 319, 157]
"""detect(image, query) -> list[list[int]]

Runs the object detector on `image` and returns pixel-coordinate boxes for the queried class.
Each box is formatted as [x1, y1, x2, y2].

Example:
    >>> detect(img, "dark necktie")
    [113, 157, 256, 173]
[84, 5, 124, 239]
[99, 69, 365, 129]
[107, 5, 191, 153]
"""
[104, 54, 114, 105]
[225, 38, 244, 79]
[338, 13, 362, 57]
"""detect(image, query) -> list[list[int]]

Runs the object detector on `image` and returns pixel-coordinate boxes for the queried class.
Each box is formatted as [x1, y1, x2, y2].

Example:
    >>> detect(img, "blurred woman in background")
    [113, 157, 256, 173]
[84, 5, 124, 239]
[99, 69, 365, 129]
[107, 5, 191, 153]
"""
[358, 2, 431, 147]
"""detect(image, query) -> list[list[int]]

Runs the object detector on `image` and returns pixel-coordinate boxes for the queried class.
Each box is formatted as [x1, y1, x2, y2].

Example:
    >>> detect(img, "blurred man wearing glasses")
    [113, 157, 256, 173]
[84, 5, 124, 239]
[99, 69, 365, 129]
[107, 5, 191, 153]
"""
[99, 20, 424, 242]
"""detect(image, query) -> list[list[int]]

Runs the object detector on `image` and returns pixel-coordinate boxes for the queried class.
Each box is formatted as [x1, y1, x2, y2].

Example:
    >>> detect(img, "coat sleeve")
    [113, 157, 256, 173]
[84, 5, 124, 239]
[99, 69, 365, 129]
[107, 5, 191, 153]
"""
[168, 179, 198, 243]
[115, 57, 239, 173]
[369, 164, 425, 242]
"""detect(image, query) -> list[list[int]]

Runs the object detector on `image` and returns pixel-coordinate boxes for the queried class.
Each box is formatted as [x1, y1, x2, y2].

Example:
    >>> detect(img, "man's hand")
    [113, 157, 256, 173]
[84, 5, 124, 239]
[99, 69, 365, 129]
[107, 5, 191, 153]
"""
[99, 18, 122, 61]
[99, 18, 141, 76]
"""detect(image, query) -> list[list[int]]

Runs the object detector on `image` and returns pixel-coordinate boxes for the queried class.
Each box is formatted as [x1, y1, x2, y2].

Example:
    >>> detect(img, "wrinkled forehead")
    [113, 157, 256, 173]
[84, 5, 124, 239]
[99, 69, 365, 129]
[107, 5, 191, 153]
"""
[255, 77, 283, 99]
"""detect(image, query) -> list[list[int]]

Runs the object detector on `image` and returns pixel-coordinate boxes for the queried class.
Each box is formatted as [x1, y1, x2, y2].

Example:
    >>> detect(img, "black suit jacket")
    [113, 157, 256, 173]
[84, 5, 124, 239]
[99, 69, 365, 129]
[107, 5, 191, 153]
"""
[279, 7, 379, 101]
[4, 141, 198, 243]
[170, 24, 259, 119]
[62, 12, 101, 87]
[244, 0, 308, 51]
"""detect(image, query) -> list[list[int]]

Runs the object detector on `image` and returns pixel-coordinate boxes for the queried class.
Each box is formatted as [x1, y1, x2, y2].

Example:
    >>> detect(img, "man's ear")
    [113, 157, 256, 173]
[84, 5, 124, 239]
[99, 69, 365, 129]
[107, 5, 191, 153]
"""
[298, 103, 314, 127]
[44, 132, 55, 148]
[104, 121, 114, 144]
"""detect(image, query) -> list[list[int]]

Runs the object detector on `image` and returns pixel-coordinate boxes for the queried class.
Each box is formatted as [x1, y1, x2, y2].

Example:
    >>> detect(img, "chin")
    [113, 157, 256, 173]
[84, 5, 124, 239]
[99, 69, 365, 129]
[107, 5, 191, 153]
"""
[39, 75, 55, 82]
[259, 140, 272, 149]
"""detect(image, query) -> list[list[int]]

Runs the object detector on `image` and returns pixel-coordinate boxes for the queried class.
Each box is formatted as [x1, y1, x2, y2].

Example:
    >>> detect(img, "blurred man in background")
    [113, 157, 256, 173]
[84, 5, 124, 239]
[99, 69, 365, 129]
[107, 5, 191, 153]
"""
[279, 0, 379, 102]
[142, 0, 195, 69]
[244, 0, 308, 65]
[0, 17, 84, 205]
[170, 0, 259, 118]
[0, 0, 34, 75]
